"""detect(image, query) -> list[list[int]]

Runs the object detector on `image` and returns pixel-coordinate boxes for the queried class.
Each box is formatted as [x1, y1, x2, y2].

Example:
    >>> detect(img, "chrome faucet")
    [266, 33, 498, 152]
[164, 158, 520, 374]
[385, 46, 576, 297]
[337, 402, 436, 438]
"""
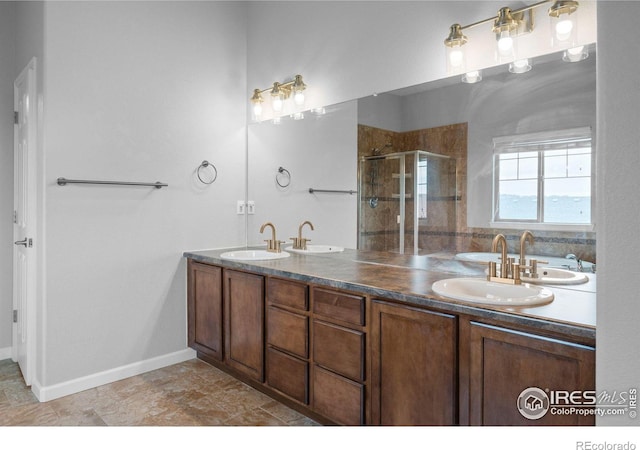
[488, 233, 521, 285]
[291, 221, 314, 250]
[260, 222, 284, 253]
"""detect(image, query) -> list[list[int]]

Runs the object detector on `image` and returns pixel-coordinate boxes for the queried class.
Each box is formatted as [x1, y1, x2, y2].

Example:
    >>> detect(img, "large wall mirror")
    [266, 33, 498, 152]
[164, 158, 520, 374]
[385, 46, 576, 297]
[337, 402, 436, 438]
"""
[247, 45, 596, 263]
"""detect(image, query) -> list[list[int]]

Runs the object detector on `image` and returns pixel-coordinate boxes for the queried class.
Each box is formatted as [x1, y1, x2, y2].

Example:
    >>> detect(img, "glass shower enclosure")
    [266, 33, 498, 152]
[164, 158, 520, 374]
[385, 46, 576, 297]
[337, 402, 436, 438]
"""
[358, 150, 457, 255]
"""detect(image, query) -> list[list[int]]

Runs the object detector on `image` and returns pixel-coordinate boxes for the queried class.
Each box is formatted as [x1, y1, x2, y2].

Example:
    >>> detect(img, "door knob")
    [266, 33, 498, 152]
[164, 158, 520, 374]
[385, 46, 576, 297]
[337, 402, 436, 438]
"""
[14, 238, 32, 247]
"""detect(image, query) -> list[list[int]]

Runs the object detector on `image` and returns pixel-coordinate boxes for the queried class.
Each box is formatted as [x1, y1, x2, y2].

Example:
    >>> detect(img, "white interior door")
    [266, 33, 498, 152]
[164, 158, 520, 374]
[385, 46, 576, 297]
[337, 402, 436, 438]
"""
[13, 58, 37, 386]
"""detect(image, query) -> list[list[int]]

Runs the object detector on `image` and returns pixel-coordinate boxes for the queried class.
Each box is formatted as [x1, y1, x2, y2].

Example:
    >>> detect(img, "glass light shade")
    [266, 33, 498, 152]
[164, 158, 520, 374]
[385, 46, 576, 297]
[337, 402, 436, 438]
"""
[551, 15, 578, 48]
[293, 91, 305, 106]
[549, 1, 579, 49]
[509, 58, 532, 74]
[271, 94, 284, 112]
[462, 70, 482, 84]
[446, 44, 466, 74]
[292, 112, 304, 120]
[292, 75, 306, 107]
[563, 45, 588, 62]
[252, 102, 263, 120]
[444, 24, 467, 74]
[496, 29, 517, 62]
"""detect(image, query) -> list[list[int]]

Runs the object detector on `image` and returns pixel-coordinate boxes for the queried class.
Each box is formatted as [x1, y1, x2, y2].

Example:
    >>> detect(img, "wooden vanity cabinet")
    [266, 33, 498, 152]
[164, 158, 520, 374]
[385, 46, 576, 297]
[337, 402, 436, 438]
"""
[187, 258, 595, 427]
[465, 321, 595, 426]
[223, 269, 265, 382]
[370, 300, 458, 425]
[265, 278, 310, 404]
[311, 287, 367, 425]
[187, 261, 223, 361]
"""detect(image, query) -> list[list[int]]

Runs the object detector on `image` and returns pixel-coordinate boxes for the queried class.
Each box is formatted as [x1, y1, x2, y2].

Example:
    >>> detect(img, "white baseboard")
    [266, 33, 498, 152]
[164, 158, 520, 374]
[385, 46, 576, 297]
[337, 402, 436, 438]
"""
[0, 346, 13, 361]
[32, 348, 197, 402]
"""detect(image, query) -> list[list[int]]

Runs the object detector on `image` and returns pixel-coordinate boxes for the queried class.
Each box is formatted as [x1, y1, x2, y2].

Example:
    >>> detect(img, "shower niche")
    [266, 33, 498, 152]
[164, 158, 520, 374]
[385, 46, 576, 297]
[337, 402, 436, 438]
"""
[358, 150, 457, 255]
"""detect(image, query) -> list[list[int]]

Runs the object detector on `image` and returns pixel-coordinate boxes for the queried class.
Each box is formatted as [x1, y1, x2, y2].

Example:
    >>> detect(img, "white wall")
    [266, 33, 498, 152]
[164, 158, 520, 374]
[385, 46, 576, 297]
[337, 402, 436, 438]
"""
[247, 101, 358, 248]
[0, 2, 16, 356]
[596, 1, 640, 426]
[39, 1, 247, 388]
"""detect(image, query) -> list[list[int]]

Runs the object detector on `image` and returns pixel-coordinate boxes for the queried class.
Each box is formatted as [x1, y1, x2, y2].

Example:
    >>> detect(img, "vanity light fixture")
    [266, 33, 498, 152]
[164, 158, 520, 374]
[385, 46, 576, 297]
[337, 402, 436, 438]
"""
[250, 74, 307, 121]
[444, 24, 468, 74]
[444, 1, 583, 75]
[548, 1, 579, 48]
[493, 7, 520, 62]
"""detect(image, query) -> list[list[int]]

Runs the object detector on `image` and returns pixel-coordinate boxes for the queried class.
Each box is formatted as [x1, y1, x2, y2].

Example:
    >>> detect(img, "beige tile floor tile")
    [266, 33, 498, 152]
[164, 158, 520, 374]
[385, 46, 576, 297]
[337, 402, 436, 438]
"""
[0, 358, 318, 427]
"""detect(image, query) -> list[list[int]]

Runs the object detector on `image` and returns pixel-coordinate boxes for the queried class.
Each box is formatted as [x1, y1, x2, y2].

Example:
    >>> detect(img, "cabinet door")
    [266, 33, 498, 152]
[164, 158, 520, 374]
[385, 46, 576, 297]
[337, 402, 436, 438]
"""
[266, 347, 309, 404]
[187, 261, 223, 361]
[224, 269, 265, 381]
[370, 301, 457, 425]
[313, 320, 365, 382]
[313, 365, 364, 425]
[468, 322, 595, 426]
[267, 306, 308, 358]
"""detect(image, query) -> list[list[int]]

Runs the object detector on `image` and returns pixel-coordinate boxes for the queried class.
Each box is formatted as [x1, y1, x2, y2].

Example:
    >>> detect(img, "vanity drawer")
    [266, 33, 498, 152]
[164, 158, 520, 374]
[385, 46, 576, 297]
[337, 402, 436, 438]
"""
[268, 278, 308, 311]
[313, 365, 364, 425]
[313, 320, 365, 382]
[266, 347, 309, 405]
[312, 287, 365, 326]
[267, 306, 308, 359]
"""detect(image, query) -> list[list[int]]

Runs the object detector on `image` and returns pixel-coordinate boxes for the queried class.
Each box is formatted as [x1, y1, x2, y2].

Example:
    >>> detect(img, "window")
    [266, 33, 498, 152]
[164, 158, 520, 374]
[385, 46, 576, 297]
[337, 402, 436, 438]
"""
[493, 127, 593, 227]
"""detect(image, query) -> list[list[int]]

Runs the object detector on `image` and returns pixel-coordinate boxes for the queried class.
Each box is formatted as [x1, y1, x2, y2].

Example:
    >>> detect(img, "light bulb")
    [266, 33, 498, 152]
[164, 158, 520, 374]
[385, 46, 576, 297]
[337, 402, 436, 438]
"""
[497, 33, 513, 56]
[555, 19, 574, 41]
[272, 96, 283, 112]
[253, 103, 262, 118]
[294, 91, 305, 106]
[449, 49, 464, 68]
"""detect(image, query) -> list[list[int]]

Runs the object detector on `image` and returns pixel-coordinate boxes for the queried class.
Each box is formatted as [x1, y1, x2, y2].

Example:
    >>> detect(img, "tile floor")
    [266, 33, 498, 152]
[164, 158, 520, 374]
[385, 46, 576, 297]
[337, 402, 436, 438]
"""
[0, 357, 318, 426]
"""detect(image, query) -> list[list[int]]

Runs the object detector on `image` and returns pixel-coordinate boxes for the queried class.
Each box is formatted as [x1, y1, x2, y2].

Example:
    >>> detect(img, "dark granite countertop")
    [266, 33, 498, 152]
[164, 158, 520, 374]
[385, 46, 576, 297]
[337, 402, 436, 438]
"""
[183, 246, 596, 342]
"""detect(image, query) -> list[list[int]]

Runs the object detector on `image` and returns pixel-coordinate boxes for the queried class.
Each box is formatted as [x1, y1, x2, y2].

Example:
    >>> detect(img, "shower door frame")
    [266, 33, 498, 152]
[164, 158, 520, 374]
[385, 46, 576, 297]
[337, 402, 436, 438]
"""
[358, 150, 456, 255]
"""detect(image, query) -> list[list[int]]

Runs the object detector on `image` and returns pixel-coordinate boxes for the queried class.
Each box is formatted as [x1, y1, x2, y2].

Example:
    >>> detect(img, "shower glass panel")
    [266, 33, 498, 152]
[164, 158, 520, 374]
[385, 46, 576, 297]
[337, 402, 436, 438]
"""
[358, 151, 457, 255]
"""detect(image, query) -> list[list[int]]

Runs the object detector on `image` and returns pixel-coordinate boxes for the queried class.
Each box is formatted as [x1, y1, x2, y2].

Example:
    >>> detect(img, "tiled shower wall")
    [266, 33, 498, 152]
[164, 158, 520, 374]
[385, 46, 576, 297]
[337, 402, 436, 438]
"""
[357, 123, 597, 263]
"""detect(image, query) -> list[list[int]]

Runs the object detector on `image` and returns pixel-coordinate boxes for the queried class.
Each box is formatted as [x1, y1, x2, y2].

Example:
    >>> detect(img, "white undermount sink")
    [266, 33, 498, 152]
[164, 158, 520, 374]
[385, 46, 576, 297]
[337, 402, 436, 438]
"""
[523, 267, 589, 285]
[284, 245, 345, 254]
[220, 250, 291, 261]
[431, 277, 554, 306]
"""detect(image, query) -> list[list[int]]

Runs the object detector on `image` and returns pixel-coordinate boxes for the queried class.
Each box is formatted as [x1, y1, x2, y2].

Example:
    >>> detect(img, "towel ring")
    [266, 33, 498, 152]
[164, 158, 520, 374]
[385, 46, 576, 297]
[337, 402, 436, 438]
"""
[197, 160, 217, 185]
[276, 166, 291, 188]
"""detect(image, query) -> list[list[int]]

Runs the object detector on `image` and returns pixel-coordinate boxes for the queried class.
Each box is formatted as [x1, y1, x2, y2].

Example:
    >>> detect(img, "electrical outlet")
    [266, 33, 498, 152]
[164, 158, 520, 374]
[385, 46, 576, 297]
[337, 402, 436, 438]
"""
[247, 201, 255, 215]
[237, 200, 246, 215]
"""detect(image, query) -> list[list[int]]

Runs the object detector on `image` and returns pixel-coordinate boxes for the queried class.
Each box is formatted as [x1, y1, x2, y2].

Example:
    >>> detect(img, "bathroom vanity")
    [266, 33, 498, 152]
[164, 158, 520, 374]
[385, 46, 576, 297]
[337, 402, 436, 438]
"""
[184, 248, 595, 426]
